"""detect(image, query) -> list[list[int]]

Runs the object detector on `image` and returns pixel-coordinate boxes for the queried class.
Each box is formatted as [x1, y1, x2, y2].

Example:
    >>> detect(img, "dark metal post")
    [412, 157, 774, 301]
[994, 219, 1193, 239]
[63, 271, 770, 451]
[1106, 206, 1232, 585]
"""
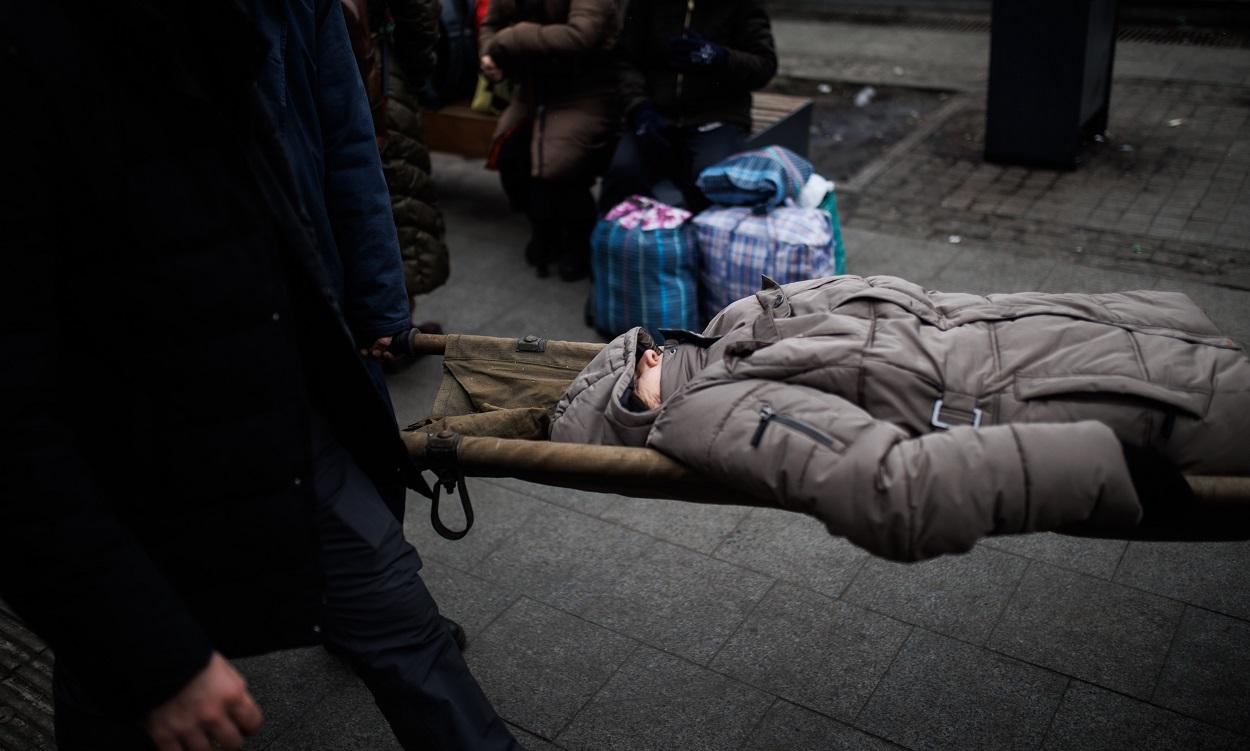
[985, 0, 1119, 168]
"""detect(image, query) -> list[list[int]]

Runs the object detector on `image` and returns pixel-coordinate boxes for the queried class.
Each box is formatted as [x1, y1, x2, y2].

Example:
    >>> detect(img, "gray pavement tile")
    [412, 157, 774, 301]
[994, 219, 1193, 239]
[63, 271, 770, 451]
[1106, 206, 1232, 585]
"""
[465, 598, 637, 739]
[712, 507, 869, 599]
[987, 563, 1185, 698]
[1152, 607, 1250, 735]
[474, 503, 653, 603]
[484, 478, 618, 518]
[556, 647, 773, 751]
[981, 532, 1128, 580]
[843, 544, 1029, 645]
[841, 228, 958, 281]
[857, 629, 1068, 751]
[1038, 263, 1159, 294]
[403, 482, 545, 571]
[0, 609, 43, 678]
[1152, 279, 1250, 345]
[235, 647, 355, 751]
[743, 700, 902, 751]
[1114, 541, 1250, 621]
[554, 538, 774, 664]
[384, 354, 444, 426]
[929, 245, 1057, 294]
[509, 724, 565, 751]
[593, 495, 753, 555]
[418, 558, 520, 636]
[1042, 680, 1248, 751]
[1, 656, 52, 741]
[480, 286, 600, 344]
[710, 583, 911, 721]
[0, 678, 53, 751]
[265, 680, 398, 751]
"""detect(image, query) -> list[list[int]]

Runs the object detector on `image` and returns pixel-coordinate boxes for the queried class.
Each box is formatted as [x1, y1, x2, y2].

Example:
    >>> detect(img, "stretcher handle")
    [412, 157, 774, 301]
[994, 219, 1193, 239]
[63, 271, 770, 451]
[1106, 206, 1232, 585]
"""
[409, 332, 447, 355]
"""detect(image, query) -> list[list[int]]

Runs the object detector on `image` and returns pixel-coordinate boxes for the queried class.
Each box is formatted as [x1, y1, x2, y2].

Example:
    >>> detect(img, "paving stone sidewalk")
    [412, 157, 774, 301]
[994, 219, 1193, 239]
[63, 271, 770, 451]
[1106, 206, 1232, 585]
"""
[835, 78, 1250, 291]
[4, 20, 1250, 751]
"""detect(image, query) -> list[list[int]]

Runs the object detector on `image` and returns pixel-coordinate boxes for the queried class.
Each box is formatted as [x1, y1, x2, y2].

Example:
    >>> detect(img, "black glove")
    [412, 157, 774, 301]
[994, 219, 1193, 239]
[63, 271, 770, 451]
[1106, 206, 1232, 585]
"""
[667, 31, 728, 70]
[1121, 443, 1196, 525]
[631, 102, 671, 156]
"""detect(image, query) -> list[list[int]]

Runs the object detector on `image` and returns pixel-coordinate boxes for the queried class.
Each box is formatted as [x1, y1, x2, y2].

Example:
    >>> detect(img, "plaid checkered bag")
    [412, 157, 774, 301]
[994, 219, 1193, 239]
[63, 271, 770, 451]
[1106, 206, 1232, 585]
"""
[695, 146, 814, 209]
[592, 197, 700, 340]
[693, 205, 836, 320]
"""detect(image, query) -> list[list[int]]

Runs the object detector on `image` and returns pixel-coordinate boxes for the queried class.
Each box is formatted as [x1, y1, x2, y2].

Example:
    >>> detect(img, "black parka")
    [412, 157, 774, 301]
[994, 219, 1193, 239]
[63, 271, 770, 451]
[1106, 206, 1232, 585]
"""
[619, 0, 777, 128]
[0, 1, 411, 720]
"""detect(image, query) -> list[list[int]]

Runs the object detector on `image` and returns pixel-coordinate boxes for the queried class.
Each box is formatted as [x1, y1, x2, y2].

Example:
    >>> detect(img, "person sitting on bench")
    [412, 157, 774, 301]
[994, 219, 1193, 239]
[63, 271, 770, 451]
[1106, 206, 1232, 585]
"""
[598, 0, 778, 213]
[550, 275, 1250, 561]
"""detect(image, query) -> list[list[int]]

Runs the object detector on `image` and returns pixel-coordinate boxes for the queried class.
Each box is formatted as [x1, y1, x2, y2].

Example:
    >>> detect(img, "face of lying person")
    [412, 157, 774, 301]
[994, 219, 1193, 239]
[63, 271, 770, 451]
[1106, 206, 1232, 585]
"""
[634, 348, 664, 410]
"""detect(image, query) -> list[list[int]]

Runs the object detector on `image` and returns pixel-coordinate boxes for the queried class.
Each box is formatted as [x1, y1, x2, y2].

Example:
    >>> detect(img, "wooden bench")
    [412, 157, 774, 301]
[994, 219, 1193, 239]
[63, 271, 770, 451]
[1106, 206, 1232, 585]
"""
[422, 91, 813, 160]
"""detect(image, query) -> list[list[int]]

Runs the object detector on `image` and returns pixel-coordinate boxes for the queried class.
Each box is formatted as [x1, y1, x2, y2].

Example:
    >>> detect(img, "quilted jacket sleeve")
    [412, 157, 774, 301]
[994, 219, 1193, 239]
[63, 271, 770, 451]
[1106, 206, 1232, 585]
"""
[387, 0, 441, 85]
[482, 0, 615, 58]
[648, 378, 1142, 561]
[316, 0, 411, 343]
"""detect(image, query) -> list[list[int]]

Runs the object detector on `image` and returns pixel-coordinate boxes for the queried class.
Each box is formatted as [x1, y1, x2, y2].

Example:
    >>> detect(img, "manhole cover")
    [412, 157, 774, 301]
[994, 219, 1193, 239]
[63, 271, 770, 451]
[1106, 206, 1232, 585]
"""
[765, 76, 954, 181]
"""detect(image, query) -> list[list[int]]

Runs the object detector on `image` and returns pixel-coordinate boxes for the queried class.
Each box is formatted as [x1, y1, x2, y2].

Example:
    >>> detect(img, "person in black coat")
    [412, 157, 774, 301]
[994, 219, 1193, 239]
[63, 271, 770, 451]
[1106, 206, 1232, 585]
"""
[0, 3, 517, 750]
[598, 0, 778, 213]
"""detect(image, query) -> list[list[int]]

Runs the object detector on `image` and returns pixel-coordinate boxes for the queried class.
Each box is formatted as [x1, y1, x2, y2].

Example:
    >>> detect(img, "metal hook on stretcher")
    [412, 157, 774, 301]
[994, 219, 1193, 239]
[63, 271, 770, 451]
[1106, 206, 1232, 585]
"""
[422, 430, 475, 541]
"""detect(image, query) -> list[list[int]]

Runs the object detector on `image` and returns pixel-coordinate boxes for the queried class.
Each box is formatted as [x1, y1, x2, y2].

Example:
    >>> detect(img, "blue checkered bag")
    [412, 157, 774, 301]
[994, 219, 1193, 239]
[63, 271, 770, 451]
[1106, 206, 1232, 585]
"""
[592, 197, 700, 340]
[695, 146, 814, 209]
[693, 206, 836, 320]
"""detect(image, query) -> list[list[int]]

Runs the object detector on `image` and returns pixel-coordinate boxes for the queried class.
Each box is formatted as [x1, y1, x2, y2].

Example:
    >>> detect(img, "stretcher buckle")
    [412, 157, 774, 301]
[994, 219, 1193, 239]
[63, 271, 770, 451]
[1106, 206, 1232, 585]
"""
[424, 431, 475, 541]
[931, 399, 983, 430]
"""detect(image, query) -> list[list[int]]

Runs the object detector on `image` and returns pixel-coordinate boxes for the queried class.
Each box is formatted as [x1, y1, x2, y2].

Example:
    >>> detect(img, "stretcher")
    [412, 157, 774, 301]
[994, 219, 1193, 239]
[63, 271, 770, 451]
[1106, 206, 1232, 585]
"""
[400, 332, 1250, 542]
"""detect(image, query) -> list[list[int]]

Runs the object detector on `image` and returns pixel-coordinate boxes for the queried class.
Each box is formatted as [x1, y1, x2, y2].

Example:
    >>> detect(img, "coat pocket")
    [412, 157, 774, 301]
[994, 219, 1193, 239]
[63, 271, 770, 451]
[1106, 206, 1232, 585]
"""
[1013, 374, 1210, 418]
[750, 405, 846, 452]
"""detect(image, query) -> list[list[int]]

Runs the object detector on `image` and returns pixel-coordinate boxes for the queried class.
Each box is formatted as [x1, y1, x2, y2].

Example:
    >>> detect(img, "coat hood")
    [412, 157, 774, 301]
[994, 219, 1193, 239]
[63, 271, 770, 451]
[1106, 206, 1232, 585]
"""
[550, 327, 660, 446]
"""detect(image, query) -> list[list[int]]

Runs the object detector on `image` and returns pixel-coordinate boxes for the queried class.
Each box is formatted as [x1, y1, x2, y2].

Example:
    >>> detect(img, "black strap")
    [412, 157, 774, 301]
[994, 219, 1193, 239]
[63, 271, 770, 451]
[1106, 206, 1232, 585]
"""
[422, 431, 475, 541]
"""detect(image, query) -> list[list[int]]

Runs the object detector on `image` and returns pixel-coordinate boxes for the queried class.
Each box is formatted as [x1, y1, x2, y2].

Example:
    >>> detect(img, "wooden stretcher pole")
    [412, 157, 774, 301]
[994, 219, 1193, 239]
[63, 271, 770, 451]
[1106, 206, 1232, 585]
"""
[409, 332, 447, 355]
[1185, 475, 1250, 505]
[403, 432, 1250, 506]
[402, 432, 775, 507]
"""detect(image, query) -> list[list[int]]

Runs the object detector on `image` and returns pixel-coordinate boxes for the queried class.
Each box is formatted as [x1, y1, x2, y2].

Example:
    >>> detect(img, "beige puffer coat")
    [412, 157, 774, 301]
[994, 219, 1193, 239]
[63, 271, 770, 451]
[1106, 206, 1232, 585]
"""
[480, 0, 621, 181]
[550, 275, 1250, 561]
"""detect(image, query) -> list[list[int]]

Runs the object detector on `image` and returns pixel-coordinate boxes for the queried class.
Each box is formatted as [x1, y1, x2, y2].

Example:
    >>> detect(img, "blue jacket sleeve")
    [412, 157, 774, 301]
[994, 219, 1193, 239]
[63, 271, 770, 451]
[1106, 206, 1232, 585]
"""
[315, 0, 412, 344]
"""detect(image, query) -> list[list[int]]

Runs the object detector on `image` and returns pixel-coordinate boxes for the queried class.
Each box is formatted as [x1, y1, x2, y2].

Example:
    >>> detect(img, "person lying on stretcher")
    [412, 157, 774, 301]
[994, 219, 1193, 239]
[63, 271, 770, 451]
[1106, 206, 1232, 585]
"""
[549, 275, 1250, 562]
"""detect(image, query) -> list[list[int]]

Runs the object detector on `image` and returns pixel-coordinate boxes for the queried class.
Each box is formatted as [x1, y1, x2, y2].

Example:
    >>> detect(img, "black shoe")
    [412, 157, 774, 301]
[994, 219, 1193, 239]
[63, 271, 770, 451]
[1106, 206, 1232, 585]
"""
[525, 238, 551, 278]
[442, 615, 467, 652]
[557, 254, 590, 282]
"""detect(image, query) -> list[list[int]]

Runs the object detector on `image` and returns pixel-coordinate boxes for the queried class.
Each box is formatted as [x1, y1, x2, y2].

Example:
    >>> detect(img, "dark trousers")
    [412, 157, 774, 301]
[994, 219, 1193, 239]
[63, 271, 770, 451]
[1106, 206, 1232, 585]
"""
[598, 122, 747, 214]
[497, 122, 598, 271]
[53, 414, 519, 751]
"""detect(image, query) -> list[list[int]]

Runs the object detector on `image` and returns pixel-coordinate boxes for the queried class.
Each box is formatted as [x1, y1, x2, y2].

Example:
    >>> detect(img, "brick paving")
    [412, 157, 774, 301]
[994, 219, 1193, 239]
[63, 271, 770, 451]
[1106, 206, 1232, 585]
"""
[836, 79, 1250, 289]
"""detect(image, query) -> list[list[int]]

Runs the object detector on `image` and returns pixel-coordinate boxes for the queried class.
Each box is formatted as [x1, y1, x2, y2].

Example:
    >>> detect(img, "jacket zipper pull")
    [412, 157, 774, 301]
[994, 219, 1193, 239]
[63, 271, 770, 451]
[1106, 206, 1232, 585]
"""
[751, 406, 775, 447]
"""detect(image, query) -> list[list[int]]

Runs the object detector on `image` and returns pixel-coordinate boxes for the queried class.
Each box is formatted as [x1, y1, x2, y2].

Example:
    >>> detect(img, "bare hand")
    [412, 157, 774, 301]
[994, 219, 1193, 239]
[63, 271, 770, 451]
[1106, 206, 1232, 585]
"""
[480, 55, 503, 83]
[144, 652, 262, 751]
[360, 336, 395, 362]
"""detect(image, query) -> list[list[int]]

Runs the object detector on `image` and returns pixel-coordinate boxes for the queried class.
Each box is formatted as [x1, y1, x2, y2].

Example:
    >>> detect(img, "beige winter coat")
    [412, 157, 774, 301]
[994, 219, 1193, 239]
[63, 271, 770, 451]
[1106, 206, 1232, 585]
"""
[479, 0, 620, 181]
[550, 275, 1250, 561]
